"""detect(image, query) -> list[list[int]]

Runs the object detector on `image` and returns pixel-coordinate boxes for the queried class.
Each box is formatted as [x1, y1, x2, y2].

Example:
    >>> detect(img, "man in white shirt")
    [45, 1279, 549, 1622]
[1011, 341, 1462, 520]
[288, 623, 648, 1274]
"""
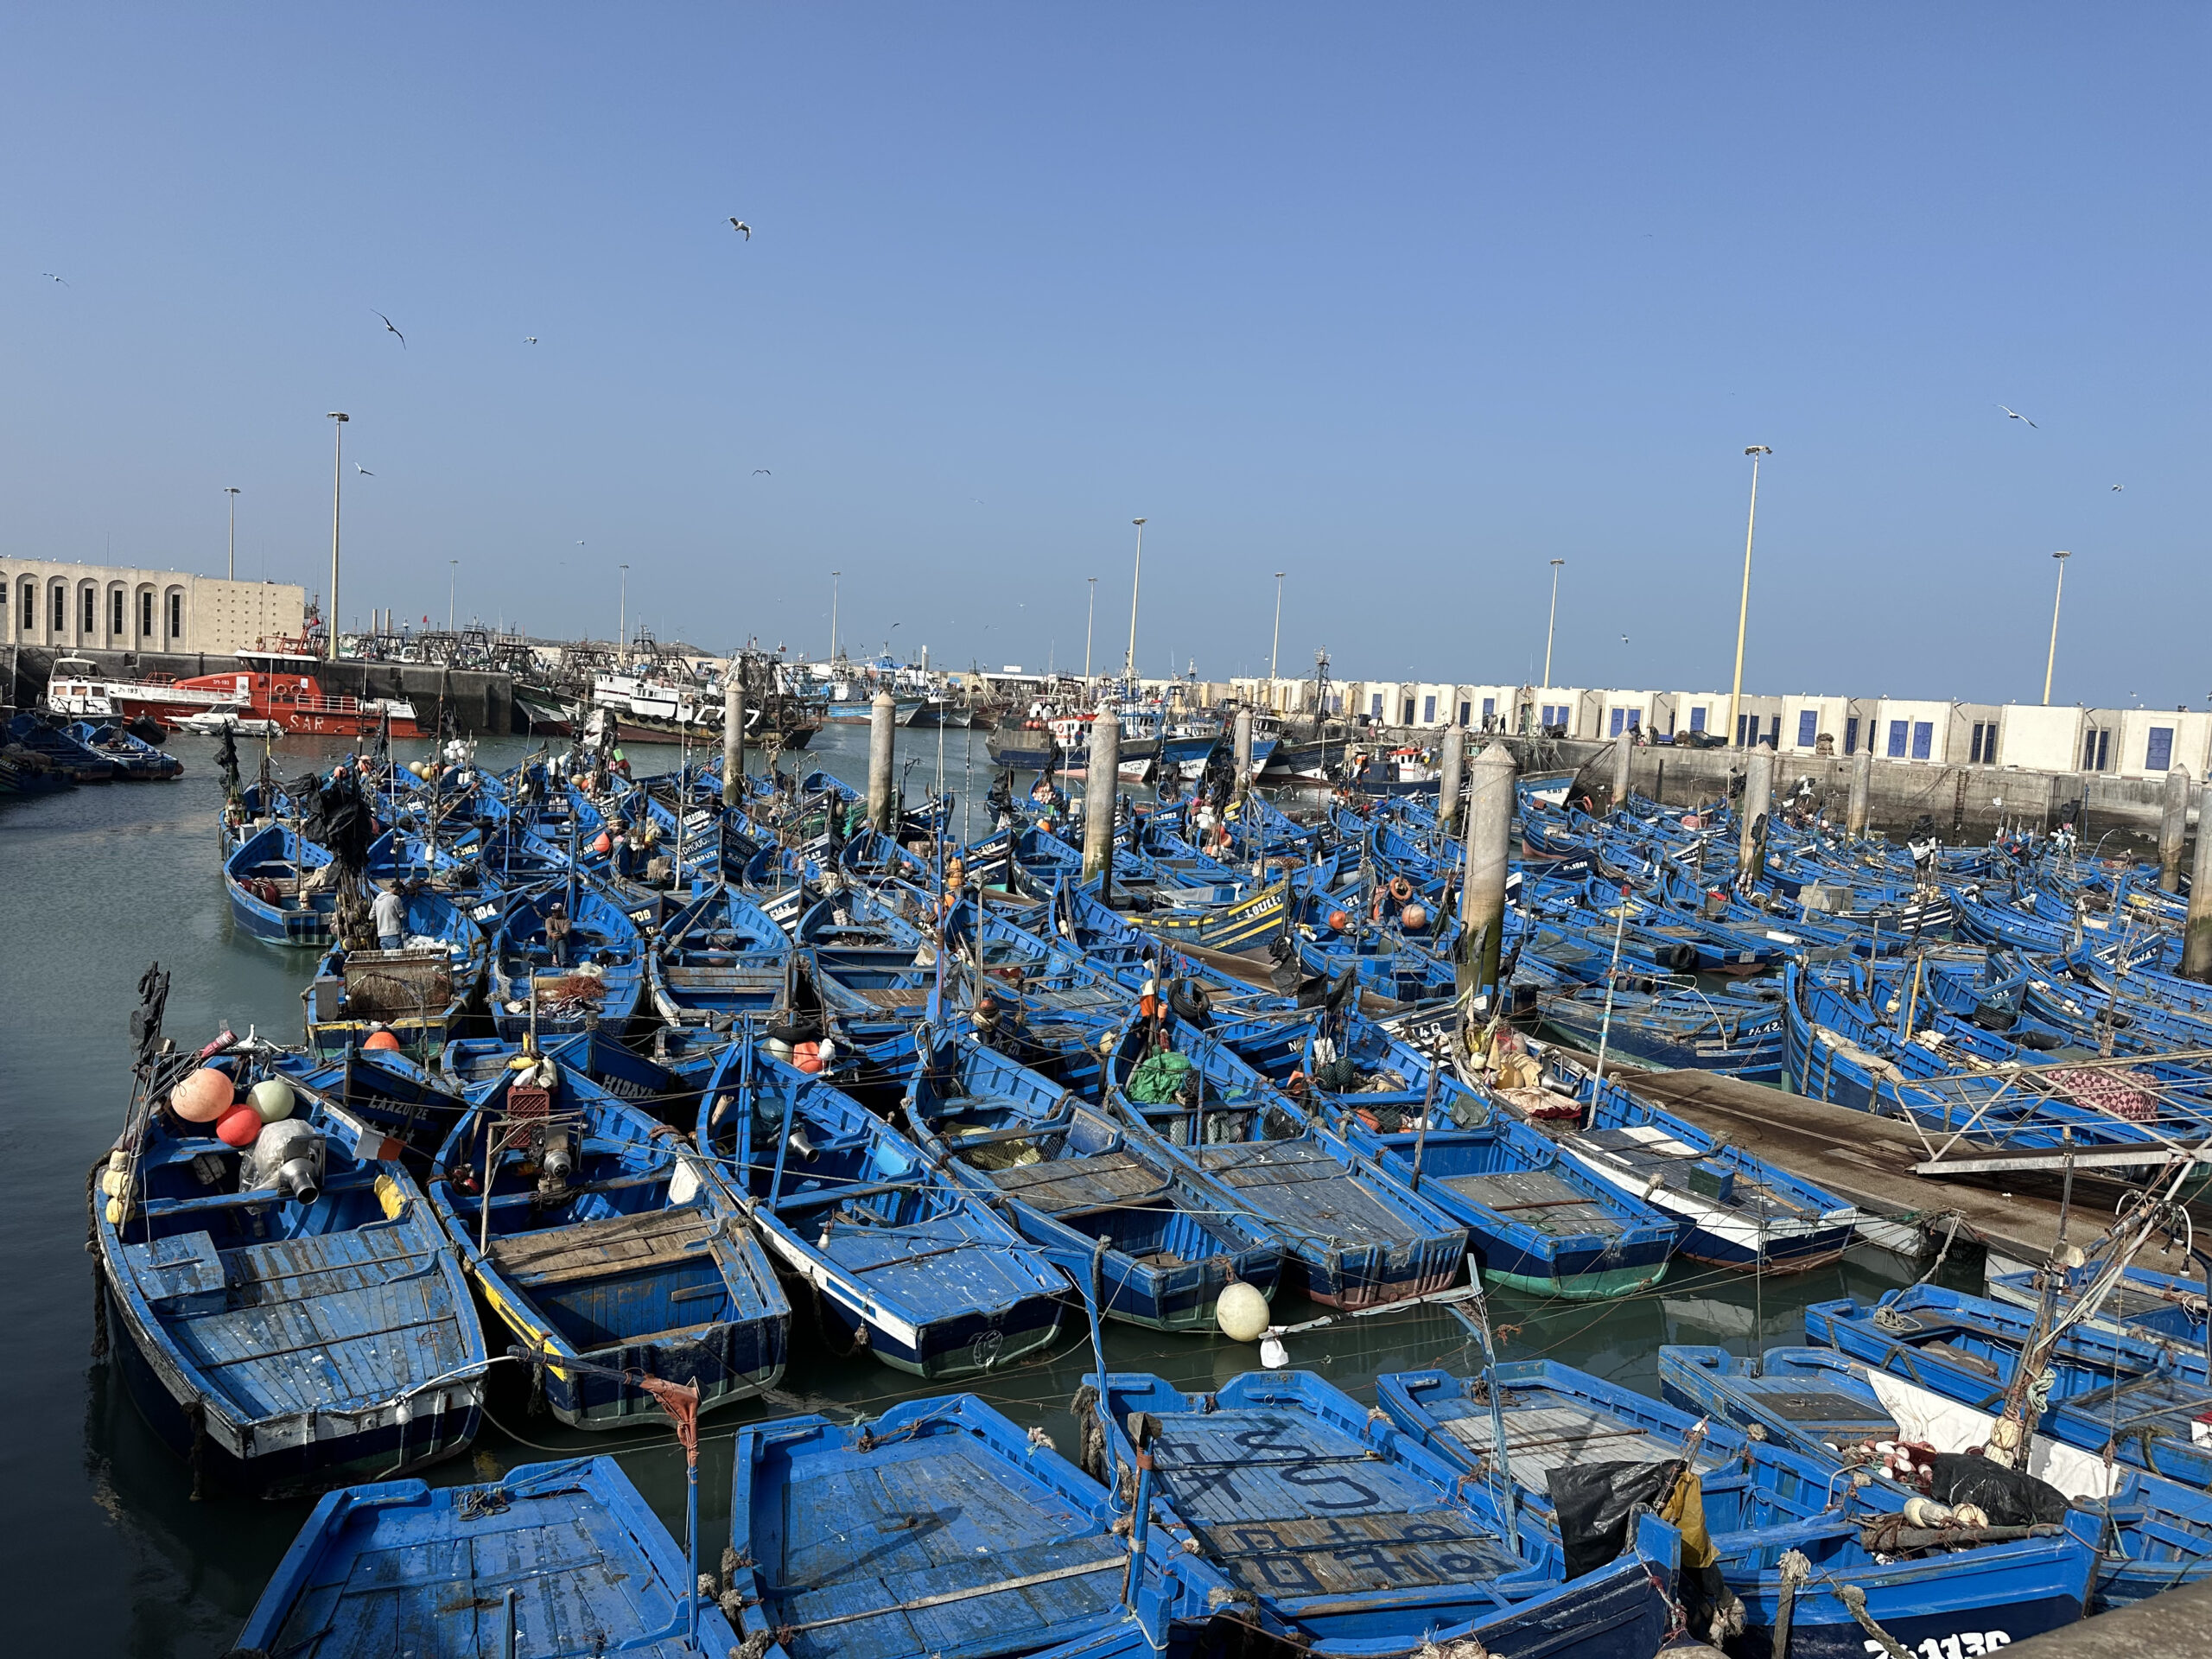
[370, 882, 405, 951]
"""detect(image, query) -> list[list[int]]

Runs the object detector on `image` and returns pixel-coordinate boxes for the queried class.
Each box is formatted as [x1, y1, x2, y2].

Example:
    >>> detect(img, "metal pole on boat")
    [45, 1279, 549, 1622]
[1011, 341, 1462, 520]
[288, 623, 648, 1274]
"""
[721, 670, 744, 808]
[1847, 744, 1872, 838]
[1408, 1034, 1442, 1192]
[1084, 575, 1096, 685]
[1724, 446, 1770, 753]
[1084, 711, 1121, 887]
[1592, 884, 1631, 1092]
[501, 1586, 519, 1659]
[866, 691, 897, 834]
[2183, 783, 2212, 981]
[2158, 766, 2192, 893]
[325, 413, 347, 661]
[1123, 519, 1146, 682]
[1435, 726, 1465, 838]
[1541, 558, 1564, 687]
[224, 486, 239, 582]
[1459, 742, 1516, 1005]
[1737, 745, 1774, 887]
[1269, 570, 1285, 681]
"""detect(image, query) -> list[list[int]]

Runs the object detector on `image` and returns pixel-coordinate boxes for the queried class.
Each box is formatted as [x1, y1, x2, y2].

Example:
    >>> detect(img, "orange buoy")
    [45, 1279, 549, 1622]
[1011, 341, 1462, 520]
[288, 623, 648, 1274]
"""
[1327, 909, 1351, 931]
[1402, 903, 1428, 931]
[216, 1104, 263, 1148]
[793, 1040, 823, 1074]
[170, 1067, 234, 1123]
[364, 1029, 403, 1052]
[592, 831, 613, 855]
[1389, 875, 1413, 903]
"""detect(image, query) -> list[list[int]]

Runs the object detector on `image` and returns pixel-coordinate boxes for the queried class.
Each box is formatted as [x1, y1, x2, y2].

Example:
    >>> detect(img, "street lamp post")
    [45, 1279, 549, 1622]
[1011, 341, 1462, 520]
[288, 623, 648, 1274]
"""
[1725, 446, 1771, 749]
[325, 414, 348, 659]
[1270, 571, 1286, 682]
[224, 486, 240, 582]
[1084, 576, 1097, 683]
[2044, 550, 2073, 706]
[1124, 518, 1147, 683]
[1541, 558, 1565, 686]
[830, 570, 841, 664]
[618, 563, 629, 654]
[448, 560, 459, 632]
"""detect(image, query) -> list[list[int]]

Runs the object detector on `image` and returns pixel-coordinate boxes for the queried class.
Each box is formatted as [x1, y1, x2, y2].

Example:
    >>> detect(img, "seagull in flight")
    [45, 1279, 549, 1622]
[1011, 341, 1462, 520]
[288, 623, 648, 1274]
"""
[355, 464, 374, 476]
[524, 336, 538, 345]
[41, 271, 67, 286]
[375, 311, 406, 348]
[729, 219, 751, 239]
[753, 468, 771, 475]
[2112, 483, 2125, 492]
[1996, 404, 2035, 429]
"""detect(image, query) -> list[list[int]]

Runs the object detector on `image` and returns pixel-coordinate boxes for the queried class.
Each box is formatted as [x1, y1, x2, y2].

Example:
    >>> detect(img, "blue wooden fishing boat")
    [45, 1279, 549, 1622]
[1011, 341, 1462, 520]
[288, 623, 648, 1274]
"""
[1805, 1284, 2212, 1490]
[798, 884, 939, 1027]
[647, 880, 790, 1027]
[95, 1052, 487, 1497]
[69, 718, 185, 779]
[5, 710, 118, 779]
[726, 1395, 1162, 1659]
[1217, 1013, 1676, 1300]
[488, 879, 648, 1038]
[906, 1030, 1284, 1331]
[1660, 1343, 2212, 1611]
[1986, 1259, 2211, 1349]
[301, 886, 489, 1059]
[1088, 1368, 1680, 1653]
[1111, 1017, 1470, 1308]
[235, 1455, 740, 1656]
[427, 1054, 789, 1427]
[699, 1040, 1068, 1377]
[1539, 1055, 1860, 1271]
[1382, 1360, 2104, 1650]
[225, 821, 339, 946]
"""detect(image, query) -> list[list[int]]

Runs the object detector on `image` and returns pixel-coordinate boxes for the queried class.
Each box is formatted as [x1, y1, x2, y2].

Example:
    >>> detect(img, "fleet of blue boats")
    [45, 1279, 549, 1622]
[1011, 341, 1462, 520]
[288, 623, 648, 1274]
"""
[83, 731, 2212, 1656]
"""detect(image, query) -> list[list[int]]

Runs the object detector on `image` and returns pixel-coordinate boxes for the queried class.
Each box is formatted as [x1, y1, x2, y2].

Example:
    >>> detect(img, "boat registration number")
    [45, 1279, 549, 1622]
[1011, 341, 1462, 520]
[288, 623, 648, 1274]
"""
[1866, 1636, 2011, 1659]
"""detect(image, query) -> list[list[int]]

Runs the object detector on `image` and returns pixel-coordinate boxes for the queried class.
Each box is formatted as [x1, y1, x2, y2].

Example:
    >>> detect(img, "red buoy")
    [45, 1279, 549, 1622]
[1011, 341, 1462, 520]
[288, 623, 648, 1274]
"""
[364, 1029, 403, 1052]
[216, 1104, 263, 1147]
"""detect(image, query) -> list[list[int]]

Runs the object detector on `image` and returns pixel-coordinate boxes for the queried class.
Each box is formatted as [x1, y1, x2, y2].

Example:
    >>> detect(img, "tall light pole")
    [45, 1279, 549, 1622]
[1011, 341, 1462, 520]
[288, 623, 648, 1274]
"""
[1084, 576, 1097, 683]
[448, 560, 459, 632]
[325, 413, 348, 659]
[1541, 558, 1565, 685]
[1269, 571, 1286, 682]
[224, 486, 240, 581]
[618, 563, 629, 653]
[2043, 550, 2072, 706]
[1725, 446, 1771, 749]
[1123, 518, 1147, 683]
[829, 570, 841, 664]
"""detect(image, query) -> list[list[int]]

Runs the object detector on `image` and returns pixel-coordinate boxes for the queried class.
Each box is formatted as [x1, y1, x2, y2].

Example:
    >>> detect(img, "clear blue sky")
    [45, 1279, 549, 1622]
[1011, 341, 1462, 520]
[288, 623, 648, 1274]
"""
[3, 6, 2203, 706]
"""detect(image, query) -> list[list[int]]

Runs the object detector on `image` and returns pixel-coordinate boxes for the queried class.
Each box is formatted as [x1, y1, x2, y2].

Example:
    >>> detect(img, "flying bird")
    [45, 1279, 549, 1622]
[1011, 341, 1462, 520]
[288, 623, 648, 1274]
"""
[355, 464, 374, 476]
[41, 271, 67, 285]
[729, 219, 751, 239]
[375, 311, 406, 347]
[753, 468, 771, 475]
[524, 336, 538, 345]
[1996, 404, 2035, 428]
[2112, 484, 2125, 492]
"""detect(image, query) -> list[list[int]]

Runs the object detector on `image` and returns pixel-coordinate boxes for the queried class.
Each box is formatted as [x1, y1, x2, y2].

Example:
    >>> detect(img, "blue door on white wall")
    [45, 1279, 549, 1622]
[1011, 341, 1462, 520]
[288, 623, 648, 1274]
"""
[2148, 727, 2174, 771]
[1797, 710, 1817, 747]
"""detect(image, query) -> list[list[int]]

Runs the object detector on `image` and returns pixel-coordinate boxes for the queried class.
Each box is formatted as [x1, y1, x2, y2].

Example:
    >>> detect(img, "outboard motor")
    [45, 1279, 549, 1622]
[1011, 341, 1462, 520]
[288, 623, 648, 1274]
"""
[531, 1122, 575, 1203]
[244, 1117, 327, 1205]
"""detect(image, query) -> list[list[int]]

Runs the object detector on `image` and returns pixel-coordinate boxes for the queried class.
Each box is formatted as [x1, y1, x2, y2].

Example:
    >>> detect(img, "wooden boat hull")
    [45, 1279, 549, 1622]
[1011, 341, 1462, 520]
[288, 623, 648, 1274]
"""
[1140, 875, 1288, 953]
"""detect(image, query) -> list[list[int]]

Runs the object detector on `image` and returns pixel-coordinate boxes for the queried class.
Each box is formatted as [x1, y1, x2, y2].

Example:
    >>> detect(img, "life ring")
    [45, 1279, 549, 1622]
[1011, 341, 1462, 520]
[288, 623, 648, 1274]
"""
[1388, 875, 1413, 903]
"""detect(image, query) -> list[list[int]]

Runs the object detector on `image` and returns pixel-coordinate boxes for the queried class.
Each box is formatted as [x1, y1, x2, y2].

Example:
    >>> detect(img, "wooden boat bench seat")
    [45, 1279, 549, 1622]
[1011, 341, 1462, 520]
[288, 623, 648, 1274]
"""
[488, 1206, 713, 1288]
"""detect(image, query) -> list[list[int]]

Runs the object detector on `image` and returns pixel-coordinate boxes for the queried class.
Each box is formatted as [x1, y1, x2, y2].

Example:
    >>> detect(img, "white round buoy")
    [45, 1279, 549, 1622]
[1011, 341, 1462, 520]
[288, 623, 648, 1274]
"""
[1215, 1281, 1270, 1342]
[249, 1077, 296, 1124]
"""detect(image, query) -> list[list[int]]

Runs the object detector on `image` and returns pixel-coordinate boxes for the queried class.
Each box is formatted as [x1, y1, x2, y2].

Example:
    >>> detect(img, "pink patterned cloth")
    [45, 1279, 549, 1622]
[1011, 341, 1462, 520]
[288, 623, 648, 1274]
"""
[2047, 1067, 2157, 1122]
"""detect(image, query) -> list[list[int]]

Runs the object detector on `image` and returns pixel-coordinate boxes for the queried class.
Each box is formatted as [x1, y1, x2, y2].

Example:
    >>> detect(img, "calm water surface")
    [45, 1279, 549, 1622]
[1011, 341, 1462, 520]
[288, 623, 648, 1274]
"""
[0, 723, 1939, 1655]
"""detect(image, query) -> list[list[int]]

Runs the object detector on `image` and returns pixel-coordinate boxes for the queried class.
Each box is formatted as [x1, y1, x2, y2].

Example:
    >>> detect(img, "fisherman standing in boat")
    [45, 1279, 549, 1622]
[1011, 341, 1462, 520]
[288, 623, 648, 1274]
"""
[370, 880, 405, 951]
[545, 899, 574, 968]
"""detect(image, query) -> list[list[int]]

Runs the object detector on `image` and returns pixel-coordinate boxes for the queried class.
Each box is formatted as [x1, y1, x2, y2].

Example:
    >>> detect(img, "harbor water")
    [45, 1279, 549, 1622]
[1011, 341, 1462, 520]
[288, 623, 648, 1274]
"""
[0, 722, 1947, 1655]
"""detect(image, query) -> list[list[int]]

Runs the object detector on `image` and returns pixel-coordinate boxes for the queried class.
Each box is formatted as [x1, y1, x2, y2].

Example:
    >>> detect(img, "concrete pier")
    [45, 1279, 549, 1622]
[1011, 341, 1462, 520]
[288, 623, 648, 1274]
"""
[721, 678, 744, 807]
[1234, 708, 1254, 791]
[1435, 728, 1465, 836]
[1460, 741, 1515, 1000]
[1738, 747, 1775, 884]
[866, 691, 896, 833]
[1083, 711, 1119, 884]
[1847, 746, 1872, 837]
[1609, 735, 1633, 811]
[2160, 766, 2192, 893]
[2185, 782, 2212, 982]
